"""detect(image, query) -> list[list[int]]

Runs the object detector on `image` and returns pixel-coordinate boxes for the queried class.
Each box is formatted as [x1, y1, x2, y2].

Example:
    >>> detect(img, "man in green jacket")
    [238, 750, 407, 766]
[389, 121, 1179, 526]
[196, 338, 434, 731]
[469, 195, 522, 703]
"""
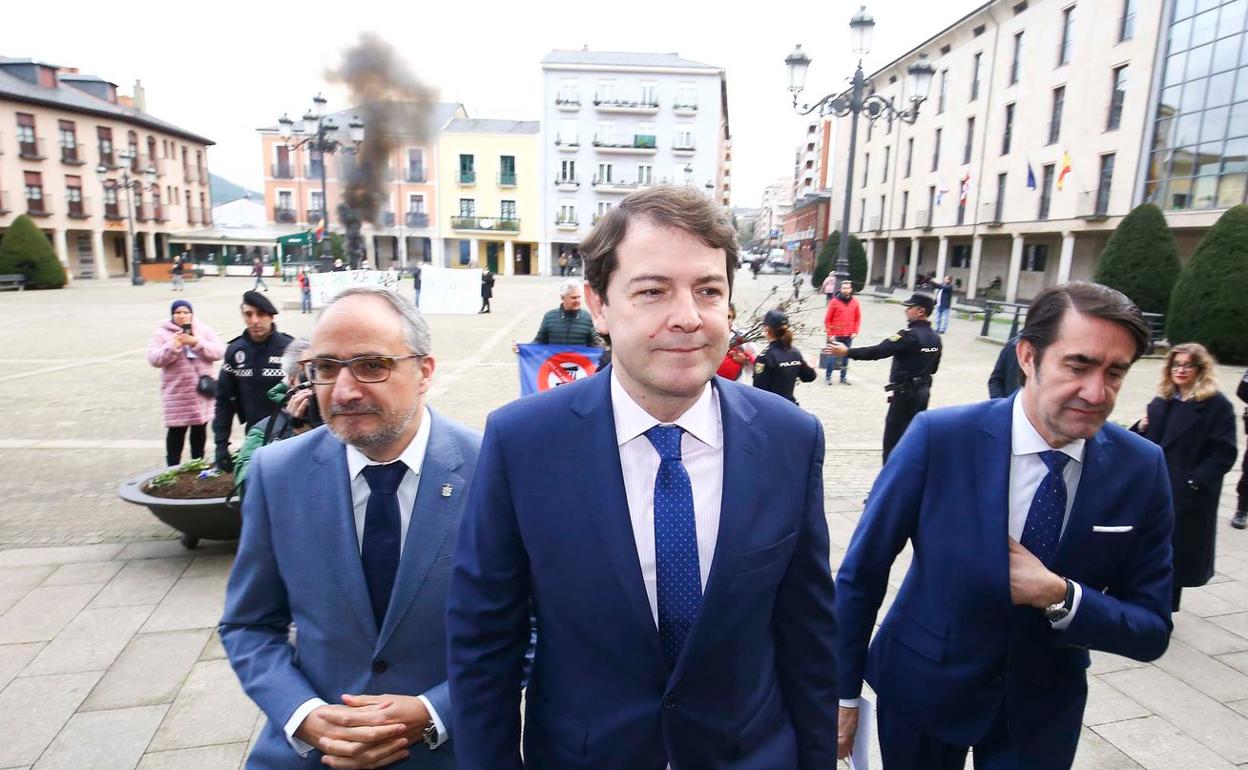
[532, 279, 603, 347]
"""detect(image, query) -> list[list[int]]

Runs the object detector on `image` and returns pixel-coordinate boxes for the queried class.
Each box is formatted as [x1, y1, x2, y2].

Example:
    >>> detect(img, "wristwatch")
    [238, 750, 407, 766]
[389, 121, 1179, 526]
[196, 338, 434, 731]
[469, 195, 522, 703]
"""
[422, 718, 439, 748]
[1045, 578, 1075, 623]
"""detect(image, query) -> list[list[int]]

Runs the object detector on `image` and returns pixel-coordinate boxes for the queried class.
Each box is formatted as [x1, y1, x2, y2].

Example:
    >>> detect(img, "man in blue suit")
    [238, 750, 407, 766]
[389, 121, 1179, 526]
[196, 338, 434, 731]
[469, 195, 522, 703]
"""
[221, 287, 479, 769]
[836, 282, 1174, 770]
[448, 185, 839, 770]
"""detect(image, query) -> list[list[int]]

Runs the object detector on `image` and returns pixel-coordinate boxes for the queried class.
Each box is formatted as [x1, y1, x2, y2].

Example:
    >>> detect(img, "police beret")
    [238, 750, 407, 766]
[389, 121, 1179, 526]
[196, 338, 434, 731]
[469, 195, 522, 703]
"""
[242, 290, 279, 316]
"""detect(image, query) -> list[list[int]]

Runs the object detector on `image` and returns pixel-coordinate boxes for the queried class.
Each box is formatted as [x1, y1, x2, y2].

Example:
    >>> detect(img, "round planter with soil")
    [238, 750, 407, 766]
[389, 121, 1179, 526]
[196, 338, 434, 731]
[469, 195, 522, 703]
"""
[117, 463, 241, 549]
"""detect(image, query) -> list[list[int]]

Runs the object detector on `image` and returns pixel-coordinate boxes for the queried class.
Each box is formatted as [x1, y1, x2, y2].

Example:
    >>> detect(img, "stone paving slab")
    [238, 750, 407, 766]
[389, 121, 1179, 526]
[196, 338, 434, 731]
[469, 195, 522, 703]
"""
[40, 561, 124, 587]
[81, 629, 211, 712]
[88, 558, 189, 609]
[147, 659, 258, 753]
[0, 671, 102, 767]
[133, 742, 247, 770]
[140, 574, 229, 634]
[31, 704, 167, 770]
[0, 584, 102, 644]
[1094, 715, 1237, 769]
[23, 605, 153, 676]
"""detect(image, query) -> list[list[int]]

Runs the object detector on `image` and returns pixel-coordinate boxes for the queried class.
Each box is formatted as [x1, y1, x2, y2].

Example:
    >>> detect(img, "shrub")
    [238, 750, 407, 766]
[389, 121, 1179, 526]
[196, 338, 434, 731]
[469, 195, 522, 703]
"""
[0, 214, 66, 289]
[1166, 204, 1248, 363]
[1094, 203, 1180, 314]
[812, 232, 866, 292]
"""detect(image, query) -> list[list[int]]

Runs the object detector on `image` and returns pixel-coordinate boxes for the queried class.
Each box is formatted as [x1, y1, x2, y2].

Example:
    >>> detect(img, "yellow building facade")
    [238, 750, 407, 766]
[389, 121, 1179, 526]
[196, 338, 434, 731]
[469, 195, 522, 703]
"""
[435, 119, 540, 274]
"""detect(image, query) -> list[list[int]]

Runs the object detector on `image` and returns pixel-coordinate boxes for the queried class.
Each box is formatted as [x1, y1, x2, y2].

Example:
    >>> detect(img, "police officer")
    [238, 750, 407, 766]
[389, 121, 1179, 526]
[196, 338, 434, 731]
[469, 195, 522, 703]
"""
[827, 293, 942, 462]
[213, 291, 293, 470]
[753, 309, 817, 404]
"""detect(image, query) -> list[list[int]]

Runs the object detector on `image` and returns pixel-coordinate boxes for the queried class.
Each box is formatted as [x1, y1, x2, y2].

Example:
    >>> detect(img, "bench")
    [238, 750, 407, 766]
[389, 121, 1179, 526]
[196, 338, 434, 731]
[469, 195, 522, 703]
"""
[0, 274, 26, 291]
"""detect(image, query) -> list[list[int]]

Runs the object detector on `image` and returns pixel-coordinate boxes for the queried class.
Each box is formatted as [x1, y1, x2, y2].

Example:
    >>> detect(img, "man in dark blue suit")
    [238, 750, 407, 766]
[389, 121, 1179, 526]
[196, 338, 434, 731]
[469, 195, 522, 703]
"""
[836, 282, 1175, 770]
[448, 185, 839, 770]
[221, 287, 478, 769]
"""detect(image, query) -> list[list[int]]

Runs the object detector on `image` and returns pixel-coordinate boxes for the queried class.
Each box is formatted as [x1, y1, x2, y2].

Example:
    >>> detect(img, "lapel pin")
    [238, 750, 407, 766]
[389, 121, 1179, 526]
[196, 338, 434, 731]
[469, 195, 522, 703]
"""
[441, 484, 453, 498]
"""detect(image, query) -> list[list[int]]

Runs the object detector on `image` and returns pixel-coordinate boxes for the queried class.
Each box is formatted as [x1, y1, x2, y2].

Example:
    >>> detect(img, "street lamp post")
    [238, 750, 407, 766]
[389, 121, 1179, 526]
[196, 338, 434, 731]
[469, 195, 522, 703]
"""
[97, 148, 157, 286]
[785, 5, 935, 289]
[276, 94, 365, 268]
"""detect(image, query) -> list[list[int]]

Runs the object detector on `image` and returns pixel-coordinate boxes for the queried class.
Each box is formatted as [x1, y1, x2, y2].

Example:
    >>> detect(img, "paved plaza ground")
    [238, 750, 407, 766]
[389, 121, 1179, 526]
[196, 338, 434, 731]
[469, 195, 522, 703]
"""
[0, 272, 1246, 768]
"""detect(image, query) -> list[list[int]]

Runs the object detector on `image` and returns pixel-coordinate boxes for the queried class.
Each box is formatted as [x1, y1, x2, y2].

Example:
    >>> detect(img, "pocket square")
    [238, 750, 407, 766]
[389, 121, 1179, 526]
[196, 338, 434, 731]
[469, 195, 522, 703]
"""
[1092, 525, 1134, 533]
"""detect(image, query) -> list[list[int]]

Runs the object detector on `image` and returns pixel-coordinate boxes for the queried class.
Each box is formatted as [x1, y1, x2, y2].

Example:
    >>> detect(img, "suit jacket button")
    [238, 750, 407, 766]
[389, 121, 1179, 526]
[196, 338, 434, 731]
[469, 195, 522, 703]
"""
[662, 696, 676, 709]
[372, 659, 388, 674]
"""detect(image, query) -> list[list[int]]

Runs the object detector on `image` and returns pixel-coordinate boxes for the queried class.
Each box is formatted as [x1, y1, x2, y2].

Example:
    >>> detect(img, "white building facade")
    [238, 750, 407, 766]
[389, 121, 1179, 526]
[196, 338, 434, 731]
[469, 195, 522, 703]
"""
[824, 0, 1238, 304]
[540, 49, 730, 275]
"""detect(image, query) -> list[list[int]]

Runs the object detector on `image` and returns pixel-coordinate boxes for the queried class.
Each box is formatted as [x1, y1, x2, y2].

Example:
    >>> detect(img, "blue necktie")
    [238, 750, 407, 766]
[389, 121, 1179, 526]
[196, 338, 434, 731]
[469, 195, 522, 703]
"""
[645, 425, 702, 670]
[1020, 450, 1071, 565]
[360, 461, 407, 627]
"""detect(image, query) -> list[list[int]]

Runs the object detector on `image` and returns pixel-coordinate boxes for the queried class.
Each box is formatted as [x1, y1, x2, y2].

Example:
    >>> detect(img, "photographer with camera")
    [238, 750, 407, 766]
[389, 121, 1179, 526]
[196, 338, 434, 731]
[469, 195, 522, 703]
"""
[147, 299, 225, 467]
[232, 339, 322, 499]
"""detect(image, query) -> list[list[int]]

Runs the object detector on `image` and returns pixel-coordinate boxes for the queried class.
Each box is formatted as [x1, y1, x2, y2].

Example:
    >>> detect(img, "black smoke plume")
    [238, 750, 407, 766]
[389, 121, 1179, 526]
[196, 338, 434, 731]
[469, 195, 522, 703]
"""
[327, 33, 438, 265]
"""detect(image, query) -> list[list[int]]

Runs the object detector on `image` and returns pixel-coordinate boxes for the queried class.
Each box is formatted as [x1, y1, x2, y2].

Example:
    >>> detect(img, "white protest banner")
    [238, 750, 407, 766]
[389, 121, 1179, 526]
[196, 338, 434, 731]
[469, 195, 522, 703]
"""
[417, 266, 481, 315]
[307, 270, 400, 308]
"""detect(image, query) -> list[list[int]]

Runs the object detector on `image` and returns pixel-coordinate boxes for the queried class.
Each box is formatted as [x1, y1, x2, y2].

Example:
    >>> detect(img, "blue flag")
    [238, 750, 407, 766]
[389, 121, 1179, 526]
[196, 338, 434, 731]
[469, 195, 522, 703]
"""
[517, 344, 605, 396]
[1026, 162, 1037, 190]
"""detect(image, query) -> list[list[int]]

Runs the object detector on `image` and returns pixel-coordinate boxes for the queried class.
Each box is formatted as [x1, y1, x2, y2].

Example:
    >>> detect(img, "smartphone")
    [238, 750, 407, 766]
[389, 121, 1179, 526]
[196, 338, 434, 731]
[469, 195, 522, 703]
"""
[180, 324, 193, 334]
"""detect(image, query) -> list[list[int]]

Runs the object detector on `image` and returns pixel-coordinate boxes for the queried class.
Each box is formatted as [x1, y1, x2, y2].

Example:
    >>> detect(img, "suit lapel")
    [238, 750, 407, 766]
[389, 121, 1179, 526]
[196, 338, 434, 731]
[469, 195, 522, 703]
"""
[377, 413, 464, 652]
[1052, 429, 1112, 571]
[1161, 398, 1206, 448]
[571, 370, 665, 663]
[310, 431, 379, 641]
[669, 380, 761, 685]
[976, 397, 1015, 608]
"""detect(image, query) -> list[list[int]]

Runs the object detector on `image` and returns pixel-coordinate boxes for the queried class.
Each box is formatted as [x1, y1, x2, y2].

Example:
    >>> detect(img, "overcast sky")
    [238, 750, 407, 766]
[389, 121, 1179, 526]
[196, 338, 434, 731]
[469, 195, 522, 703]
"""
[9, 0, 983, 208]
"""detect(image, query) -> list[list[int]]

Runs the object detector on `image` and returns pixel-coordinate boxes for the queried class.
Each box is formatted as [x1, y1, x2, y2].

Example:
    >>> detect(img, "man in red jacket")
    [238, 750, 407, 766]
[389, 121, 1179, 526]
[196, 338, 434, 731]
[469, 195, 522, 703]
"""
[823, 280, 862, 385]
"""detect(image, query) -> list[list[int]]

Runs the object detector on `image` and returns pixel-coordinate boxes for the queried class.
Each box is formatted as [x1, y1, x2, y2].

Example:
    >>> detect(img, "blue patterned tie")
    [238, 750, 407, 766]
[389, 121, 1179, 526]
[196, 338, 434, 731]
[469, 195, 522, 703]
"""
[1020, 450, 1071, 565]
[360, 461, 407, 627]
[645, 425, 702, 670]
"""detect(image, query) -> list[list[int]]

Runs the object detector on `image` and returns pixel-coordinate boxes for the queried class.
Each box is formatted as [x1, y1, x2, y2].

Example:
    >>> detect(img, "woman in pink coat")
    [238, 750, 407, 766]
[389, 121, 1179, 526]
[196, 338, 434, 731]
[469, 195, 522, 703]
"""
[147, 299, 225, 466]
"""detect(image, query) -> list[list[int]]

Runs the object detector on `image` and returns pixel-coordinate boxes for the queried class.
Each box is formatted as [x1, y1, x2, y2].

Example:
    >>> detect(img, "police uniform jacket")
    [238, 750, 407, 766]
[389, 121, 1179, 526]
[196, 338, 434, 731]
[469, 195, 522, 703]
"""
[213, 329, 294, 448]
[753, 341, 817, 403]
[847, 319, 942, 386]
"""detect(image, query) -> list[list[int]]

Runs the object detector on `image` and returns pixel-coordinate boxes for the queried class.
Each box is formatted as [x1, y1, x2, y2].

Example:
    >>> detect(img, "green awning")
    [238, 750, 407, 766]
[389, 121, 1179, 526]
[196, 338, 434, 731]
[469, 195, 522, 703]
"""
[276, 231, 314, 247]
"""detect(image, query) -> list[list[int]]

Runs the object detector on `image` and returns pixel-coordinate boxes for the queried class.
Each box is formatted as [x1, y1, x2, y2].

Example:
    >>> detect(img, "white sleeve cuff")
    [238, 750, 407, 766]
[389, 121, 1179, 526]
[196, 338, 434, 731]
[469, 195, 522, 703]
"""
[839, 698, 861, 709]
[1050, 580, 1083, 630]
[284, 697, 328, 757]
[418, 695, 448, 749]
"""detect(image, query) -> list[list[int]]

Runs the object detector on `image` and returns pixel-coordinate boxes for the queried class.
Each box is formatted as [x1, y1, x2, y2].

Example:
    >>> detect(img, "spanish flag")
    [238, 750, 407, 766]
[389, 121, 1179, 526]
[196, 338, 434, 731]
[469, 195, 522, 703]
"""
[1057, 152, 1072, 191]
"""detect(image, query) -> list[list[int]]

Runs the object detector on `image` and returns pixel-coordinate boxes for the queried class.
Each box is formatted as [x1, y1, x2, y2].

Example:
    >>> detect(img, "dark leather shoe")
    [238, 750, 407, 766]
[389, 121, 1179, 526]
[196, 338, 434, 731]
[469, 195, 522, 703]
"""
[1233, 511, 1247, 530]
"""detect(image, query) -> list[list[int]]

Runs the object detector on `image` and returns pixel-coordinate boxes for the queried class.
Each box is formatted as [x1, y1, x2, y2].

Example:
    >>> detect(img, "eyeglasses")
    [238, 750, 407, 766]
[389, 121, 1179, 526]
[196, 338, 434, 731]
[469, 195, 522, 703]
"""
[1169, 362, 1200, 372]
[301, 355, 422, 384]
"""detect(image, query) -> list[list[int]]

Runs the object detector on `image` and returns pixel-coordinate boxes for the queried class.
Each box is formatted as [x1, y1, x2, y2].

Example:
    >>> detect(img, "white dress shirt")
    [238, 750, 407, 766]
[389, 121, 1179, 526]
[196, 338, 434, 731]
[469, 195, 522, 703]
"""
[843, 397, 1088, 709]
[1009, 395, 1084, 630]
[285, 408, 448, 754]
[611, 371, 723, 626]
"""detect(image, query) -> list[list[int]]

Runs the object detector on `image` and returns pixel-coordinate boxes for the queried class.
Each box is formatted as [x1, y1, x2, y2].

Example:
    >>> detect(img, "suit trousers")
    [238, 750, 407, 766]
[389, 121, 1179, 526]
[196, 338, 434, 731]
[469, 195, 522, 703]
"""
[882, 385, 930, 463]
[878, 701, 1020, 770]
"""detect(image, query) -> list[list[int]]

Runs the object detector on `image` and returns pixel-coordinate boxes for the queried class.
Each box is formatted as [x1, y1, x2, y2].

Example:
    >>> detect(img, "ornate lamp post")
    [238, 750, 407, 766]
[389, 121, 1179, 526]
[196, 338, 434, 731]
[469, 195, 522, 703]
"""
[276, 94, 365, 266]
[97, 148, 157, 286]
[785, 5, 935, 288]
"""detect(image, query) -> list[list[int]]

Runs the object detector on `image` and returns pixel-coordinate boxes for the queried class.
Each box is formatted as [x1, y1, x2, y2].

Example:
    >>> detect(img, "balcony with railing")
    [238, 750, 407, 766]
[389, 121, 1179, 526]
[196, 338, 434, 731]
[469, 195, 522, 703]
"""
[1076, 190, 1110, 220]
[868, 215, 881, 233]
[673, 101, 699, 116]
[451, 216, 520, 232]
[380, 211, 396, 227]
[593, 96, 660, 115]
[307, 161, 326, 179]
[66, 195, 89, 219]
[141, 154, 164, 176]
[592, 135, 657, 155]
[554, 175, 579, 191]
[271, 162, 295, 179]
[917, 209, 933, 230]
[981, 200, 1003, 226]
[153, 203, 167, 222]
[459, 170, 476, 185]
[105, 200, 123, 220]
[0, 190, 9, 214]
[406, 211, 429, 228]
[556, 215, 579, 230]
[187, 206, 203, 225]
[498, 172, 517, 187]
[135, 201, 153, 222]
[405, 166, 427, 183]
[555, 134, 580, 151]
[19, 137, 46, 161]
[183, 166, 196, 183]
[307, 209, 324, 225]
[60, 142, 85, 165]
[274, 206, 297, 223]
[196, 166, 206, 185]
[592, 177, 641, 194]
[556, 95, 581, 111]
[672, 138, 696, 155]
[27, 193, 51, 217]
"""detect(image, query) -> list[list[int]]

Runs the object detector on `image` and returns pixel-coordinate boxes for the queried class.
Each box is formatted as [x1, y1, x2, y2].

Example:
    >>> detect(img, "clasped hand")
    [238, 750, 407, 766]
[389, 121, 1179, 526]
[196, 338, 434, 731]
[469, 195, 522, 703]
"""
[1008, 538, 1068, 609]
[295, 694, 429, 769]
